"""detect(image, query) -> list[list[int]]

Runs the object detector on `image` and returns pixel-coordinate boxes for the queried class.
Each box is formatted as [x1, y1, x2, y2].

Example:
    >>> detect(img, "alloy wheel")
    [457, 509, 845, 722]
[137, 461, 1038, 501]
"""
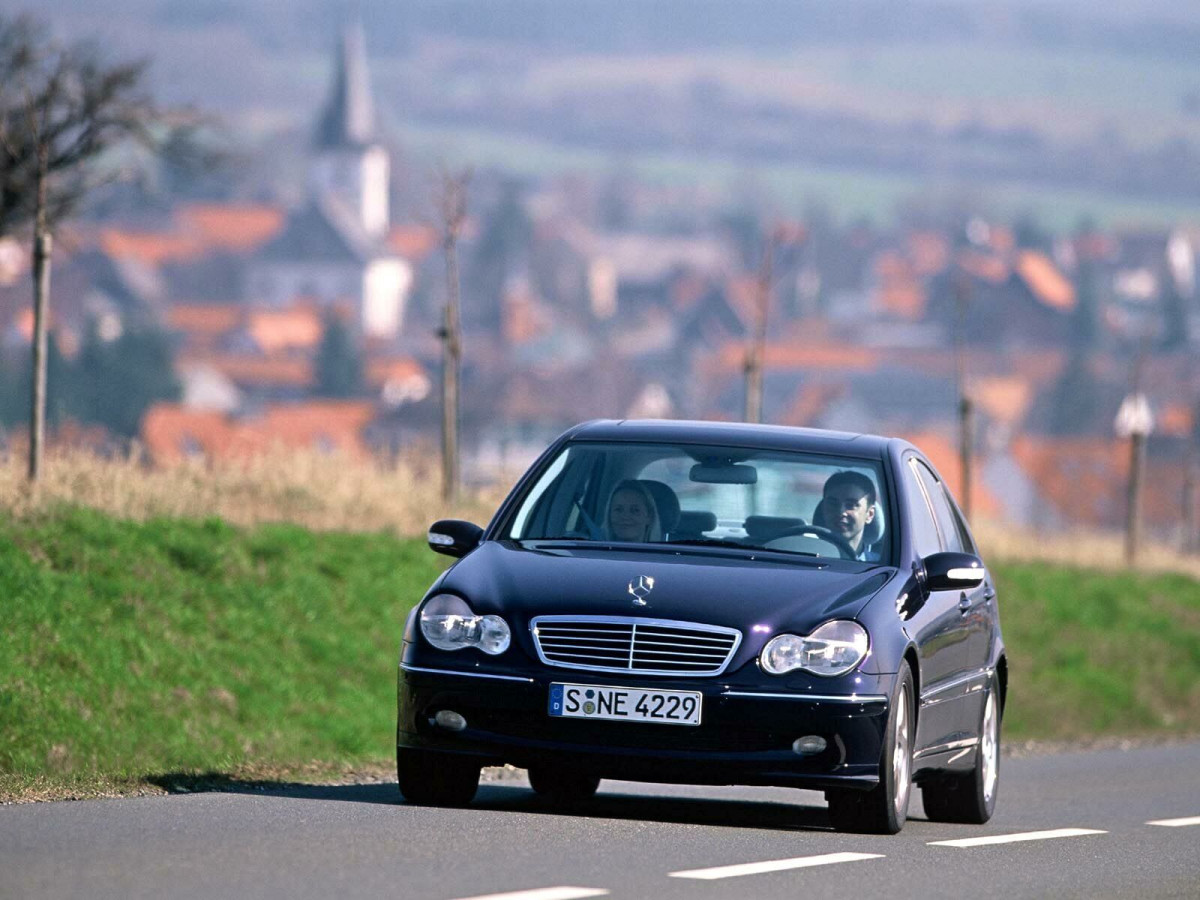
[981, 691, 998, 806]
[892, 681, 912, 819]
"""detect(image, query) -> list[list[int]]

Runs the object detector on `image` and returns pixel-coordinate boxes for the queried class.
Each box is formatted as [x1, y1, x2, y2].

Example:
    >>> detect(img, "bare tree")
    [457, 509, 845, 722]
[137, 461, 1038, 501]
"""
[953, 269, 974, 521]
[433, 165, 471, 502]
[743, 223, 802, 424]
[0, 13, 212, 481]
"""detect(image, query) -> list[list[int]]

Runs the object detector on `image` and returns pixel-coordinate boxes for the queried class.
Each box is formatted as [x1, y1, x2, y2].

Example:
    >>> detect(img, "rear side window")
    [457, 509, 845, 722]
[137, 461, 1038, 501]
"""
[904, 459, 942, 558]
[947, 493, 978, 555]
[912, 460, 965, 553]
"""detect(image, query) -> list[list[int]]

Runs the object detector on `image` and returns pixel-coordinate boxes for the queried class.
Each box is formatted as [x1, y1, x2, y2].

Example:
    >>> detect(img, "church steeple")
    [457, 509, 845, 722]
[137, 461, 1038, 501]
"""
[310, 19, 389, 239]
[314, 21, 377, 150]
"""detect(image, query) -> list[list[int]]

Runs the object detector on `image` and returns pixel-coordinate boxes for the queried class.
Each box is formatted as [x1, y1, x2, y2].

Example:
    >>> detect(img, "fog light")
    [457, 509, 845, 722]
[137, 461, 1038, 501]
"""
[434, 710, 467, 732]
[792, 735, 827, 755]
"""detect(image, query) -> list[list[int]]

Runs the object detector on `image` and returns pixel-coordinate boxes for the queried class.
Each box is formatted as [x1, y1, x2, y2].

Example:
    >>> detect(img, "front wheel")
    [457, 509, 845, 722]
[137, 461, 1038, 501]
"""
[827, 661, 914, 834]
[922, 681, 1000, 824]
[397, 748, 481, 807]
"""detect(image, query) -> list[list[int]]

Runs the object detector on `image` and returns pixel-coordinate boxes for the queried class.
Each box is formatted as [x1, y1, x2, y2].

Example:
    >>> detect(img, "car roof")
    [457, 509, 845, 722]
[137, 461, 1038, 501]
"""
[566, 419, 897, 459]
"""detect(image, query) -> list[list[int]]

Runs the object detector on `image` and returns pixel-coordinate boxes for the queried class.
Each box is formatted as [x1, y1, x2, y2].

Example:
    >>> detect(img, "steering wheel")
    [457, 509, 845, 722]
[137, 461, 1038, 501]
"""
[761, 525, 856, 560]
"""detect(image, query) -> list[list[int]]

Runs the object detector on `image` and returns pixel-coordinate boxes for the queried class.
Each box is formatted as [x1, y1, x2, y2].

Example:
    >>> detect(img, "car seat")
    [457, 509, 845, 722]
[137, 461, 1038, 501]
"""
[638, 480, 681, 539]
[673, 510, 717, 541]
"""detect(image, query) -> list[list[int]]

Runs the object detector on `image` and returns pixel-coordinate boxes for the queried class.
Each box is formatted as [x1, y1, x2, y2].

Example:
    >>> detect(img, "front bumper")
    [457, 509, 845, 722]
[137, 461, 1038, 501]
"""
[397, 658, 892, 792]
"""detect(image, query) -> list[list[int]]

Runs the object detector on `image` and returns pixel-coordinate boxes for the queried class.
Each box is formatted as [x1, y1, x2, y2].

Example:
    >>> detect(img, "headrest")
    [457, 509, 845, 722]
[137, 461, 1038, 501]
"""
[744, 515, 806, 540]
[675, 510, 717, 534]
[638, 479, 681, 532]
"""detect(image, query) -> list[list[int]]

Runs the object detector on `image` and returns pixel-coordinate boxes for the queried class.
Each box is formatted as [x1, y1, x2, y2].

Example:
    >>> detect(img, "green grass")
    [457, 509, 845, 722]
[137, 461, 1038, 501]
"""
[0, 507, 445, 796]
[1, 508, 1198, 800]
[995, 562, 1200, 739]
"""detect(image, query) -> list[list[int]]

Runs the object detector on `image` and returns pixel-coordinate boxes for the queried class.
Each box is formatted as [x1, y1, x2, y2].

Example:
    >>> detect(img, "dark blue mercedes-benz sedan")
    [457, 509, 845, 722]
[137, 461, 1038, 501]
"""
[397, 420, 1006, 834]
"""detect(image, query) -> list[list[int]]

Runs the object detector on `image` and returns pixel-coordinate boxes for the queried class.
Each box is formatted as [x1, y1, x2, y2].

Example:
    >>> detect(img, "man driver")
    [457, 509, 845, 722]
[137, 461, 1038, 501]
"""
[820, 471, 880, 562]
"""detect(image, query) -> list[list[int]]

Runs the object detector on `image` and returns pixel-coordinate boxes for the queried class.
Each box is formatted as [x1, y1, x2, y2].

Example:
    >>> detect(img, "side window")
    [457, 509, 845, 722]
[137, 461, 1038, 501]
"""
[914, 460, 964, 553]
[947, 495, 978, 556]
[509, 453, 568, 539]
[511, 450, 603, 539]
[905, 459, 942, 558]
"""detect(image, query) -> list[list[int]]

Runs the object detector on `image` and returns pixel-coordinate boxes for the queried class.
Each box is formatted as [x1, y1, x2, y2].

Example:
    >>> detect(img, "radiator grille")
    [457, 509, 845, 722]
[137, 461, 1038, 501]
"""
[531, 616, 741, 676]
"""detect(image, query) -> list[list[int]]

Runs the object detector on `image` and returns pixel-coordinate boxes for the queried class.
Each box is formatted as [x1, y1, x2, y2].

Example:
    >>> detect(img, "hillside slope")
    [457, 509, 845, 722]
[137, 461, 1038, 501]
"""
[2, 508, 1197, 798]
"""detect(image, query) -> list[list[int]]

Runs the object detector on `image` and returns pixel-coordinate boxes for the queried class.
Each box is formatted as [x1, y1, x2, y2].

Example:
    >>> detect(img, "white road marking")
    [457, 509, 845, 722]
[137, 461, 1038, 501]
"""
[449, 888, 609, 900]
[1147, 816, 1200, 827]
[669, 851, 884, 880]
[929, 827, 1107, 848]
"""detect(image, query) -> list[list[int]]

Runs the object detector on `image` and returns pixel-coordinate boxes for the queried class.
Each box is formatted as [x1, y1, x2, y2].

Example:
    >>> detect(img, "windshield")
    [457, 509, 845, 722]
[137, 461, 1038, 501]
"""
[501, 441, 892, 564]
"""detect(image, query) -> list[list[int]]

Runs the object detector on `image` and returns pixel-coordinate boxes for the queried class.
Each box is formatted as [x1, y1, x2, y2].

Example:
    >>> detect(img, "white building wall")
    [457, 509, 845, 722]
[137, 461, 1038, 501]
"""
[310, 145, 389, 240]
[362, 257, 412, 338]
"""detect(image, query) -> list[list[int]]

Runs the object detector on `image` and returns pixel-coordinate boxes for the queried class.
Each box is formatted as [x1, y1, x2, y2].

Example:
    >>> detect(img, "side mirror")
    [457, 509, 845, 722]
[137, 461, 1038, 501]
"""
[427, 519, 484, 558]
[923, 551, 986, 592]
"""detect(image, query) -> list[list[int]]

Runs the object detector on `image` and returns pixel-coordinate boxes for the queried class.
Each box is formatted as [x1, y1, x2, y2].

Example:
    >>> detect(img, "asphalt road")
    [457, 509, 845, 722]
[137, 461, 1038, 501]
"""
[2, 741, 1199, 900]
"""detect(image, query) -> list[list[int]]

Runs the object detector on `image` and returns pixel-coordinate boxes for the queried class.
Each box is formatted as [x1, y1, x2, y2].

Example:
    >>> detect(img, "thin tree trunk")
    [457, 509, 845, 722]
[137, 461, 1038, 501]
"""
[744, 238, 773, 424]
[441, 232, 461, 502]
[28, 159, 50, 483]
[1183, 412, 1198, 555]
[1125, 430, 1146, 566]
[1183, 444, 1196, 555]
[955, 272, 973, 521]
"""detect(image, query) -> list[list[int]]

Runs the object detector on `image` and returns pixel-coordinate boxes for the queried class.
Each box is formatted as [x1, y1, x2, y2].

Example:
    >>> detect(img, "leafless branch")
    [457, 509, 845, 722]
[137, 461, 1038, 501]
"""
[0, 12, 222, 238]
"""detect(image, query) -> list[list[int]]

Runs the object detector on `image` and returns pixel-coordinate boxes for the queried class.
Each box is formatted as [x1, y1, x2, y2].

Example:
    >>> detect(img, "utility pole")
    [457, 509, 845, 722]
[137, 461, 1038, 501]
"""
[954, 269, 974, 521]
[435, 167, 470, 502]
[744, 229, 776, 424]
[1115, 344, 1153, 567]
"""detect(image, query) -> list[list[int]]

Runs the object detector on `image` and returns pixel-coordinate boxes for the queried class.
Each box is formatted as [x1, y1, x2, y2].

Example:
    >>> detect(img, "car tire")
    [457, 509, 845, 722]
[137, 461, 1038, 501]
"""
[827, 661, 914, 835]
[396, 748, 480, 806]
[528, 765, 601, 806]
[921, 679, 1000, 824]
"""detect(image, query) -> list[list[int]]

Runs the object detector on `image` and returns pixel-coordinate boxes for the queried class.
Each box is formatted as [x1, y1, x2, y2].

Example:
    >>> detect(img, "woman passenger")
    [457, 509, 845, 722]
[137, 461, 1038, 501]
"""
[605, 480, 659, 542]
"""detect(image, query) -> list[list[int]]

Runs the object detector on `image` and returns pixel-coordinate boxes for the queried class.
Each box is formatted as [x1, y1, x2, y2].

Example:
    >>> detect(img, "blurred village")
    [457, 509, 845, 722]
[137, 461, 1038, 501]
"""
[1, 23, 1199, 548]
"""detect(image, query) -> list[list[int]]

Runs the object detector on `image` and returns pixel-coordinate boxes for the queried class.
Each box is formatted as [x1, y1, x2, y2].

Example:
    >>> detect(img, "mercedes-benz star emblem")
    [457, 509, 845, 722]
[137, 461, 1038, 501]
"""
[628, 575, 655, 606]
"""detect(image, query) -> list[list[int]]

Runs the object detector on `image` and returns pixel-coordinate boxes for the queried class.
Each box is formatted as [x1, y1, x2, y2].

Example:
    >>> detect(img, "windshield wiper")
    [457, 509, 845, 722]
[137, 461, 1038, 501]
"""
[666, 538, 750, 550]
[667, 538, 832, 559]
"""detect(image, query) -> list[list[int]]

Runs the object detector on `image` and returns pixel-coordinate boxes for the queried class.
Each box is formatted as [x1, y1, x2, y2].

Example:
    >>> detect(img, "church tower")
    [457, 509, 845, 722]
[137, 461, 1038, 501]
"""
[311, 21, 389, 239]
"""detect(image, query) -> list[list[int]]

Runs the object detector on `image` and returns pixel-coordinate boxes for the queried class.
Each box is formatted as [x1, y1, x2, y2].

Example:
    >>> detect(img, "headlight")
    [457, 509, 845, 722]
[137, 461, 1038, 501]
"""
[760, 620, 869, 677]
[419, 594, 511, 656]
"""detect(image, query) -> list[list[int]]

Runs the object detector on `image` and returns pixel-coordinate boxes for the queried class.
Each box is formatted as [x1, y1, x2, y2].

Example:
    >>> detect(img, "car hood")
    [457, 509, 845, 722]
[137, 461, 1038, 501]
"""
[438, 540, 894, 636]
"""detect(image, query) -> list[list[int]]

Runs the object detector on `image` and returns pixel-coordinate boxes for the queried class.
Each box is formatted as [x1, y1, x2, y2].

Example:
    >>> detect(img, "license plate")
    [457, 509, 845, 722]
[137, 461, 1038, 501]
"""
[548, 683, 702, 726]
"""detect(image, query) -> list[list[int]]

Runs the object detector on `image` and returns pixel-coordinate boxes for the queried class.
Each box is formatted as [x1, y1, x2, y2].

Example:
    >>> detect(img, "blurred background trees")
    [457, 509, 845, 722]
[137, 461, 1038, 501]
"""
[0, 11, 213, 470]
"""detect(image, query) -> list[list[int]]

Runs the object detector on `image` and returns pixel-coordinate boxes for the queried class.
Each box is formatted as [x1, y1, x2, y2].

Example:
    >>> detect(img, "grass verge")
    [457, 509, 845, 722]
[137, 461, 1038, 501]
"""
[2, 507, 1198, 802]
[0, 506, 445, 802]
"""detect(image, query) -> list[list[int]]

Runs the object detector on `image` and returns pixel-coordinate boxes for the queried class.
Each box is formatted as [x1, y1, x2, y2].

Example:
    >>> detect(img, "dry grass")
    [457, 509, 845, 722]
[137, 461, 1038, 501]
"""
[0, 447, 509, 536]
[2, 449, 1198, 579]
[974, 519, 1200, 581]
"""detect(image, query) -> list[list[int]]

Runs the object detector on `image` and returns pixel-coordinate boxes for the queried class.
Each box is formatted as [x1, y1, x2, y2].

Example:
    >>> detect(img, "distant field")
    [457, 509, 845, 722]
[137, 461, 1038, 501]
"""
[399, 122, 1200, 231]
[521, 41, 1200, 145]
[2, 505, 1197, 801]
[30, 1, 1200, 230]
